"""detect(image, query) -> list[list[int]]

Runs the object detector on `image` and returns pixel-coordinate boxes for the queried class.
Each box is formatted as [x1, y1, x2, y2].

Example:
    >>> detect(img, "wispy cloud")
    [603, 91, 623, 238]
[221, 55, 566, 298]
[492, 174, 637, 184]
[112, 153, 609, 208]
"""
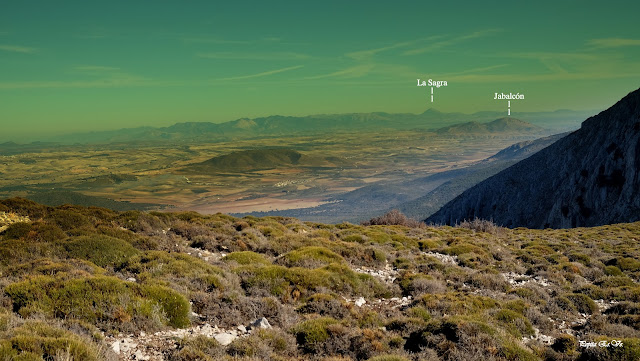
[506, 52, 600, 61]
[441, 64, 509, 77]
[446, 67, 640, 83]
[346, 41, 414, 61]
[181, 37, 249, 45]
[73, 65, 121, 72]
[0, 45, 37, 54]
[402, 29, 500, 56]
[587, 38, 640, 49]
[197, 52, 310, 60]
[219, 65, 304, 81]
[0, 78, 163, 90]
[304, 64, 375, 80]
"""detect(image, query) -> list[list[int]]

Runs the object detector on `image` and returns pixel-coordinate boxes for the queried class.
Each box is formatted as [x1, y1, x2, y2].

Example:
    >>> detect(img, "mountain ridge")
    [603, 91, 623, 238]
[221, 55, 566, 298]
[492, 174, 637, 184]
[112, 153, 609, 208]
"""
[33, 109, 592, 144]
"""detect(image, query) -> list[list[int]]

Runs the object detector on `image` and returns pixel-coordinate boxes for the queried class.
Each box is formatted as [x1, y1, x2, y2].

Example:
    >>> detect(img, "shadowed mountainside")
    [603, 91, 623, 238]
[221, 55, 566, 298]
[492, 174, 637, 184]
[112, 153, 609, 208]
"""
[427, 87, 640, 228]
[395, 133, 567, 221]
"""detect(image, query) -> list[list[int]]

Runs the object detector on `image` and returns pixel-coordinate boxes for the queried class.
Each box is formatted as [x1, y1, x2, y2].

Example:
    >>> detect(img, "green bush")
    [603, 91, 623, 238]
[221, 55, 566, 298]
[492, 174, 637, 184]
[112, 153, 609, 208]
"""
[123, 251, 225, 291]
[0, 321, 101, 360]
[604, 265, 624, 276]
[4, 275, 190, 329]
[3, 222, 32, 239]
[280, 246, 345, 268]
[292, 317, 340, 353]
[618, 257, 640, 272]
[552, 334, 577, 353]
[494, 309, 534, 337]
[172, 336, 221, 360]
[566, 293, 598, 314]
[224, 251, 271, 265]
[65, 235, 140, 268]
[237, 263, 388, 298]
[144, 284, 191, 328]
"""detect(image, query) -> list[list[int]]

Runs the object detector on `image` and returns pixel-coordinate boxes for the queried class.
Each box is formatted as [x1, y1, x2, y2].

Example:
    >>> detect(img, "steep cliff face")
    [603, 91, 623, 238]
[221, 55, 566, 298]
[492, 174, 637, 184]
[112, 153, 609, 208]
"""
[427, 88, 640, 228]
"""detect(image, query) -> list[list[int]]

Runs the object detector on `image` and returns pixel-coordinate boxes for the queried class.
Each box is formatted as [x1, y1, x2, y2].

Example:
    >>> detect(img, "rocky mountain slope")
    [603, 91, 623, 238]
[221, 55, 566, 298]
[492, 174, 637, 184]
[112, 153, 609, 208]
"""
[427, 88, 640, 228]
[1, 198, 639, 360]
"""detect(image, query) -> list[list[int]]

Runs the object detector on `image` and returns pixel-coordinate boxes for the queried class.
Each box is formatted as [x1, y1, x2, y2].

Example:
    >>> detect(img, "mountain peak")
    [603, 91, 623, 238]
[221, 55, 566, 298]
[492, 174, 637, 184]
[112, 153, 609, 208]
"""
[421, 108, 442, 115]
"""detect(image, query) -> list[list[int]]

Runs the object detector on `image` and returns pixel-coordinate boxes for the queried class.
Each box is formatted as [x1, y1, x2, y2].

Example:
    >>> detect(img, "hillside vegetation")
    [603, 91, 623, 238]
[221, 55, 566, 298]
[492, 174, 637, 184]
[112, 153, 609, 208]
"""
[0, 198, 639, 360]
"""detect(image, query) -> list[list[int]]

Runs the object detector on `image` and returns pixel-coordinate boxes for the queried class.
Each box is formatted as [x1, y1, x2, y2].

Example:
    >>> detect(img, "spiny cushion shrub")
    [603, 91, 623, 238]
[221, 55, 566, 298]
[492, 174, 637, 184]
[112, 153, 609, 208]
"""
[280, 246, 345, 268]
[0, 321, 101, 361]
[565, 293, 598, 314]
[4, 275, 190, 329]
[171, 335, 223, 361]
[122, 250, 225, 291]
[227, 328, 296, 358]
[224, 251, 271, 265]
[236, 264, 390, 299]
[143, 284, 191, 328]
[292, 317, 340, 354]
[3, 222, 32, 239]
[297, 293, 351, 319]
[64, 235, 140, 268]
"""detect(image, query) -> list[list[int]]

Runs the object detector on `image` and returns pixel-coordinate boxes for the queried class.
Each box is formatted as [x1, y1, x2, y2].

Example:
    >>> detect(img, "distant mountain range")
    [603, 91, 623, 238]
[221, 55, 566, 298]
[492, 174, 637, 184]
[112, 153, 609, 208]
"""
[32, 108, 593, 145]
[427, 87, 640, 228]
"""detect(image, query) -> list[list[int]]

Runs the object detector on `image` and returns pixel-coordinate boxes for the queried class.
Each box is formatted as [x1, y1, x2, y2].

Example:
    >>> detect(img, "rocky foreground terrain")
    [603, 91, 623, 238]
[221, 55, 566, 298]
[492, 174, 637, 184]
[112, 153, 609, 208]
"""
[0, 200, 639, 360]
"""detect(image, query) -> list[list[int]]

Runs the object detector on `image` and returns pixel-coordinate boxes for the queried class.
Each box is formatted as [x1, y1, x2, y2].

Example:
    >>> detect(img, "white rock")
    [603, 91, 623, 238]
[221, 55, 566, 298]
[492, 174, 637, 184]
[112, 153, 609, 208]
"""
[111, 341, 120, 354]
[134, 349, 150, 360]
[126, 277, 137, 282]
[237, 325, 247, 333]
[215, 332, 237, 346]
[249, 317, 272, 329]
[355, 297, 366, 307]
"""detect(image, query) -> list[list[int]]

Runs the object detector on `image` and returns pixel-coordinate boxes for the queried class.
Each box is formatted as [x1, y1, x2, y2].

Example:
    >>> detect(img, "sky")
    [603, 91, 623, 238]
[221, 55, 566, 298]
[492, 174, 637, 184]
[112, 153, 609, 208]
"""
[1, 1, 640, 141]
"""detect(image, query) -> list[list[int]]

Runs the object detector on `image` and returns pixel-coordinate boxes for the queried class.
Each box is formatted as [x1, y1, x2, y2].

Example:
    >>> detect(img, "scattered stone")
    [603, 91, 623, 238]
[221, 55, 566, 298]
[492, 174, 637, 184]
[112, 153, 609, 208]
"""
[249, 317, 272, 330]
[126, 277, 137, 282]
[423, 252, 458, 266]
[214, 332, 237, 346]
[355, 297, 366, 307]
[501, 272, 550, 287]
[111, 341, 120, 354]
[237, 325, 247, 333]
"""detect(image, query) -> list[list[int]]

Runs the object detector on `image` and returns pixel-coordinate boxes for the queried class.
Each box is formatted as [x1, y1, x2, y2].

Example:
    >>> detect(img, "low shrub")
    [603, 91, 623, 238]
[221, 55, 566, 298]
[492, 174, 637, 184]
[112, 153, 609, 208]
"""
[4, 275, 190, 330]
[0, 321, 101, 360]
[224, 251, 271, 265]
[362, 210, 424, 228]
[280, 246, 345, 268]
[566, 293, 598, 314]
[293, 317, 340, 353]
[65, 235, 140, 268]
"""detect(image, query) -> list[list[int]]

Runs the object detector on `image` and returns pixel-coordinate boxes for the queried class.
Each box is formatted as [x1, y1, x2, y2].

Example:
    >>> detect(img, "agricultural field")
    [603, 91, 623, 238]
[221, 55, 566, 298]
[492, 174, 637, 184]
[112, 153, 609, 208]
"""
[0, 130, 535, 216]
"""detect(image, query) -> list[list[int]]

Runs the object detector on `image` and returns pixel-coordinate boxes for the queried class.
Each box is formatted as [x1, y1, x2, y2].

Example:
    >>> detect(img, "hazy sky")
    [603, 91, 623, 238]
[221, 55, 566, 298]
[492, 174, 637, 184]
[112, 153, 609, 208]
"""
[1, 1, 640, 140]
